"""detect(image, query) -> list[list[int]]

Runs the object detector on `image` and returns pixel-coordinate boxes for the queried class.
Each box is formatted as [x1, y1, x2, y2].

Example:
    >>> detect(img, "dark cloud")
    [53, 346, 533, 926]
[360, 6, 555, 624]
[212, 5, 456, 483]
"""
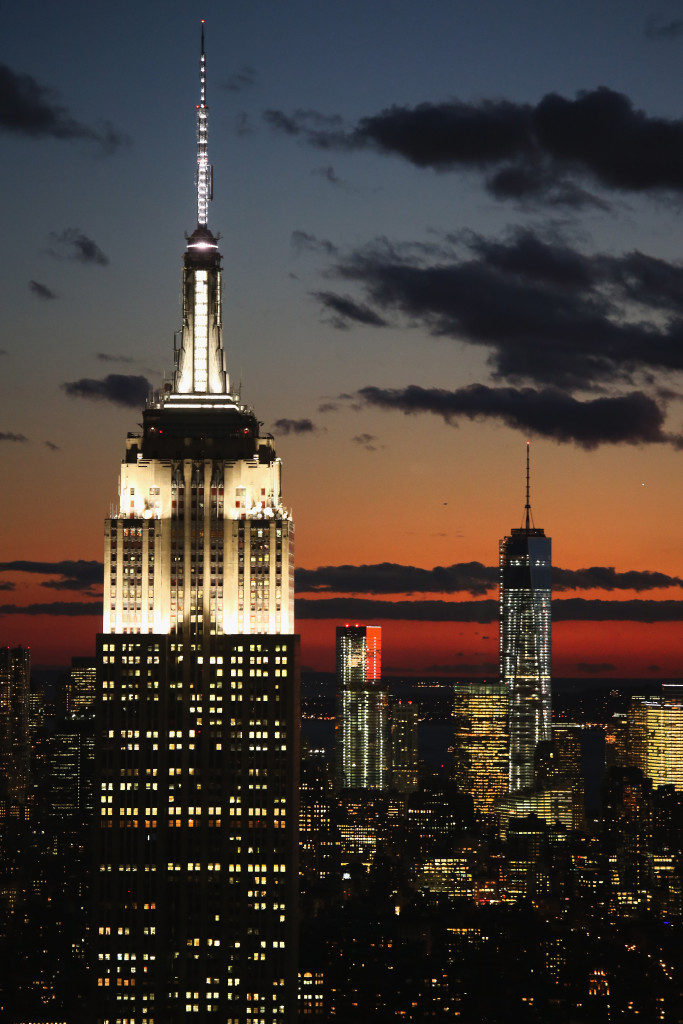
[44, 441, 60, 451]
[313, 290, 388, 329]
[576, 662, 616, 674]
[553, 567, 683, 591]
[554, 599, 683, 622]
[0, 601, 102, 617]
[62, 373, 151, 408]
[353, 383, 677, 449]
[291, 230, 338, 256]
[264, 109, 301, 136]
[645, 17, 683, 40]
[296, 562, 681, 596]
[321, 227, 683, 394]
[223, 65, 258, 92]
[96, 352, 133, 364]
[267, 88, 683, 204]
[487, 164, 609, 210]
[0, 432, 28, 442]
[264, 107, 344, 142]
[273, 418, 317, 435]
[531, 88, 683, 194]
[313, 165, 344, 187]
[28, 279, 57, 300]
[297, 561, 497, 596]
[295, 596, 683, 623]
[352, 433, 381, 451]
[234, 112, 254, 137]
[0, 559, 103, 593]
[47, 229, 109, 265]
[0, 63, 128, 153]
[295, 597, 498, 622]
[0, 582, 15, 592]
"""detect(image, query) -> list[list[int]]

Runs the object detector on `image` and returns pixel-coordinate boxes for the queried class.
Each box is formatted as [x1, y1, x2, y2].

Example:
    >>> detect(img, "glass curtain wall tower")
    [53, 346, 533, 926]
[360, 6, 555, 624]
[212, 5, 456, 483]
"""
[500, 445, 551, 792]
[94, 26, 300, 1024]
[335, 625, 388, 791]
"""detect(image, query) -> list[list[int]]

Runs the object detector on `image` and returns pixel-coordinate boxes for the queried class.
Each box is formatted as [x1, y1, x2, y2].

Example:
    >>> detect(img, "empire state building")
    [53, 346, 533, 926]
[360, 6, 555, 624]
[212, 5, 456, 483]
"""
[94, 27, 299, 1024]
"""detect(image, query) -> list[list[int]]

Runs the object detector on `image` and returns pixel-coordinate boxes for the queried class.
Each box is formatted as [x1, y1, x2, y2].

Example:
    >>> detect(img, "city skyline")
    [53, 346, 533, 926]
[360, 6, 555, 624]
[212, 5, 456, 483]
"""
[4, 2, 683, 677]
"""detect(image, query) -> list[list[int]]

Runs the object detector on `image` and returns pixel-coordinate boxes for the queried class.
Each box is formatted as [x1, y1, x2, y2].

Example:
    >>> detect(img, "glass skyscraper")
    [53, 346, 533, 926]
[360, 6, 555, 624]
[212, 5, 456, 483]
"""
[335, 625, 388, 791]
[499, 446, 551, 792]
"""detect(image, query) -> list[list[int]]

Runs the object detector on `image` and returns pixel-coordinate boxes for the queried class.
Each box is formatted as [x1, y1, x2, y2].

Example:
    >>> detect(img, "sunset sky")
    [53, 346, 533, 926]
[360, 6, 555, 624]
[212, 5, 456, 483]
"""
[3, 1, 683, 677]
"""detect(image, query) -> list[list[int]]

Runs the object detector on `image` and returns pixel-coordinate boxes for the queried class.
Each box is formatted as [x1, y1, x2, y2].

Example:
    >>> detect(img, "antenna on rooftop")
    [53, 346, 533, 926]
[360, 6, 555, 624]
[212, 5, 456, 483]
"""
[196, 20, 212, 227]
[524, 441, 534, 531]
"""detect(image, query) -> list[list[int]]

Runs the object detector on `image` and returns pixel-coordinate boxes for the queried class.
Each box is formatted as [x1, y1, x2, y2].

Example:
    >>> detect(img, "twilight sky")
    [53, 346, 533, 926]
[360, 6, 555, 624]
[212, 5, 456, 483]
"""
[3, 0, 683, 677]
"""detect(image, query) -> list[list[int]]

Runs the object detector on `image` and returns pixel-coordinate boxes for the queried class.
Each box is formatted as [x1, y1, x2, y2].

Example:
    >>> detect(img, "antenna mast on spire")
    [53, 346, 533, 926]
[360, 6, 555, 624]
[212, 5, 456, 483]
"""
[524, 441, 532, 531]
[196, 20, 213, 227]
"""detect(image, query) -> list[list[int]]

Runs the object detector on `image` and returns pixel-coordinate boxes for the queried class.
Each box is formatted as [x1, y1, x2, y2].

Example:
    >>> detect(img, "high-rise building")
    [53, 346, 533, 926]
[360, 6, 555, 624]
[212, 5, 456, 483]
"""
[62, 655, 97, 716]
[500, 445, 551, 792]
[50, 712, 96, 820]
[628, 688, 683, 791]
[535, 726, 586, 830]
[335, 625, 388, 790]
[452, 681, 508, 816]
[94, 27, 299, 1024]
[0, 645, 30, 808]
[390, 700, 419, 794]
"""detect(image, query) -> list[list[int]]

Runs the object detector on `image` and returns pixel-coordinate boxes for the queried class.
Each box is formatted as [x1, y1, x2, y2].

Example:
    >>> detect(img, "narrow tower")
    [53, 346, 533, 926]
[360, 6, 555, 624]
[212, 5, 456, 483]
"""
[335, 625, 388, 790]
[499, 444, 551, 792]
[94, 26, 299, 1024]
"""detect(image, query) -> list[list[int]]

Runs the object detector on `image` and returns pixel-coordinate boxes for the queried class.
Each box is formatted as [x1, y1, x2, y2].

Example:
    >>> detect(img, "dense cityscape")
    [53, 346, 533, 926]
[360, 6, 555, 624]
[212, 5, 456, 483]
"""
[4, 14, 683, 1024]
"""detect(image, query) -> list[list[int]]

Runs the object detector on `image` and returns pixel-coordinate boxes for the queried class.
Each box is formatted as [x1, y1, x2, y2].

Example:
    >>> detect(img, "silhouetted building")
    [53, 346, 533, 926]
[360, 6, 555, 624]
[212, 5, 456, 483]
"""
[500, 445, 551, 792]
[93, 28, 299, 1024]
[0, 646, 30, 808]
[335, 625, 388, 790]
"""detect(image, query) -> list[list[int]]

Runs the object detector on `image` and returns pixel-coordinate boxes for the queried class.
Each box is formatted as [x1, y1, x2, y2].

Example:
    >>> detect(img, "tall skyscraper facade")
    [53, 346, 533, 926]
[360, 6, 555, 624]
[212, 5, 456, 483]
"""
[335, 625, 388, 790]
[628, 689, 683, 791]
[452, 682, 508, 816]
[500, 446, 551, 792]
[0, 645, 30, 808]
[94, 28, 299, 1024]
[391, 700, 419, 794]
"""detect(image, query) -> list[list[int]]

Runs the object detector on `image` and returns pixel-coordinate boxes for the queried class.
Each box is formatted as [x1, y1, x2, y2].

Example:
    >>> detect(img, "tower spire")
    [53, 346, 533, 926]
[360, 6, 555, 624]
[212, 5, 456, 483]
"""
[524, 441, 532, 531]
[196, 19, 212, 227]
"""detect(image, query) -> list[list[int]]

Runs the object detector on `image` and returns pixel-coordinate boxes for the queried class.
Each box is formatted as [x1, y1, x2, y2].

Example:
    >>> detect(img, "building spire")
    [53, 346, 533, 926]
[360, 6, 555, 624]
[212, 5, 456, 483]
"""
[196, 19, 212, 227]
[524, 441, 533, 531]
